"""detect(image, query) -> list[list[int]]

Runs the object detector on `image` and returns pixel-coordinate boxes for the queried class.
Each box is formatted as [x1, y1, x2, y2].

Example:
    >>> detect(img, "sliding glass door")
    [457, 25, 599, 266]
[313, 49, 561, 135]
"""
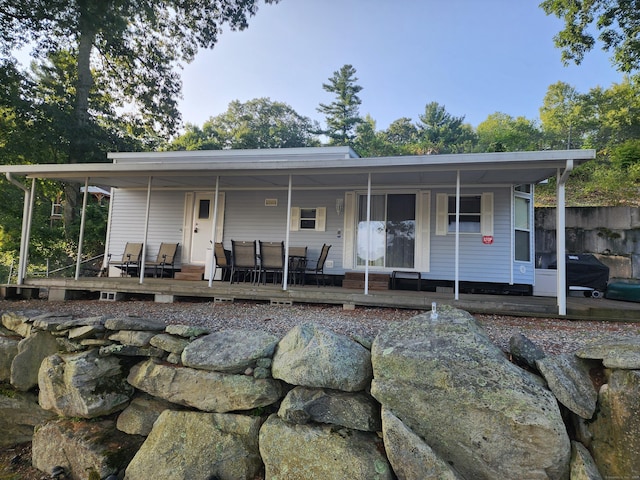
[356, 193, 416, 268]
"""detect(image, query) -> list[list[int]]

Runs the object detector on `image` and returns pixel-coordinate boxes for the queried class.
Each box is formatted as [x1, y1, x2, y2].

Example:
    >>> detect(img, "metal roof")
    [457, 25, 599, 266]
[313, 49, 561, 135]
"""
[1, 147, 597, 189]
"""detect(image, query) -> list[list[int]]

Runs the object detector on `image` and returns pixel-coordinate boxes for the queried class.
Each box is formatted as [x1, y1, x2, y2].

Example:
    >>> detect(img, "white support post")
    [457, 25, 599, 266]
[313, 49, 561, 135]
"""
[557, 170, 567, 315]
[208, 177, 220, 287]
[283, 175, 292, 291]
[139, 176, 152, 284]
[365, 173, 372, 295]
[454, 170, 460, 300]
[75, 177, 90, 280]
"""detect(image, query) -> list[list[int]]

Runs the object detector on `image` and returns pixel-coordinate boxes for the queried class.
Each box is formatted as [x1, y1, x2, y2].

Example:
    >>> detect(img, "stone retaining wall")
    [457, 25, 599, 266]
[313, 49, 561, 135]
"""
[1, 308, 639, 479]
[536, 206, 640, 278]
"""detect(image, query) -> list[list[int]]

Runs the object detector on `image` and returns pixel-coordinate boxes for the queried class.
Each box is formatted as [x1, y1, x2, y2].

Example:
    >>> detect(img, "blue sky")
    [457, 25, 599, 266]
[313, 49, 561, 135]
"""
[178, 0, 624, 132]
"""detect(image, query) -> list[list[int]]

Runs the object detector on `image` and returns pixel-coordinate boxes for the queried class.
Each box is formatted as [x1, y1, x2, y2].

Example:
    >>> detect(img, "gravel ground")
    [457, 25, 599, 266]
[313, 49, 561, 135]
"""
[2, 297, 639, 354]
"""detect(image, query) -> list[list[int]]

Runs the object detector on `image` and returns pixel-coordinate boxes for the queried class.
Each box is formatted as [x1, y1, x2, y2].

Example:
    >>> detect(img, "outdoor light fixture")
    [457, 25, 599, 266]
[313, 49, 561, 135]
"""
[336, 198, 344, 215]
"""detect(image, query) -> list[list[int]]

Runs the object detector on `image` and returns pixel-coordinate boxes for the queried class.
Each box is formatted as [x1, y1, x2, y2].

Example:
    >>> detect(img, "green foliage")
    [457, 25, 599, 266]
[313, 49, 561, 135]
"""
[317, 64, 363, 146]
[611, 139, 640, 170]
[476, 112, 541, 152]
[541, 0, 640, 73]
[416, 102, 477, 154]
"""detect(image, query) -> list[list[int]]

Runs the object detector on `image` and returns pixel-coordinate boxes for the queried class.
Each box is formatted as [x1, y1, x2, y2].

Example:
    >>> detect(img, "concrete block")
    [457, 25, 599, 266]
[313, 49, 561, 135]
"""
[342, 303, 356, 310]
[270, 299, 292, 306]
[154, 294, 174, 304]
[100, 291, 124, 302]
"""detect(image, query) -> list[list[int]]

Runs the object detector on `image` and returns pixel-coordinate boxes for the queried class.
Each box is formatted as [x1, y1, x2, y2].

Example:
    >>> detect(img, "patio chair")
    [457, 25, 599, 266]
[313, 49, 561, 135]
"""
[259, 241, 285, 284]
[230, 240, 258, 284]
[306, 244, 331, 286]
[146, 242, 179, 278]
[107, 242, 143, 277]
[288, 246, 307, 285]
[214, 242, 232, 281]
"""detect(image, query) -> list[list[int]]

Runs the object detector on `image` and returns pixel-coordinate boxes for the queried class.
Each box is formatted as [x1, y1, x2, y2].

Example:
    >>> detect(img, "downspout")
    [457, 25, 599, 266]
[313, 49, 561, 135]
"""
[557, 159, 573, 316]
[5, 173, 31, 285]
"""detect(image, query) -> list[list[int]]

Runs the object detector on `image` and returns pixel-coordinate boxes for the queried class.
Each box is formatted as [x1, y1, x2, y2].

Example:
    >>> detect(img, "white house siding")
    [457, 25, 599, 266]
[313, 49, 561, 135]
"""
[427, 187, 514, 284]
[106, 189, 185, 266]
[221, 189, 344, 275]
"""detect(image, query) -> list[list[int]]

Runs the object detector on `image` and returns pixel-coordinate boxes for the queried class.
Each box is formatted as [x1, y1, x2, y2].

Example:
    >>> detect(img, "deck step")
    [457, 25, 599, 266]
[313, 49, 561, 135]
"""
[175, 264, 205, 281]
[342, 272, 390, 290]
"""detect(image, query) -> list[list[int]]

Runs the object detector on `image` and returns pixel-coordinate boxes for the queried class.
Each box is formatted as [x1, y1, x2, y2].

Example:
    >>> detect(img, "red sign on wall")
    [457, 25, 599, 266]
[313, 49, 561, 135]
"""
[482, 236, 494, 245]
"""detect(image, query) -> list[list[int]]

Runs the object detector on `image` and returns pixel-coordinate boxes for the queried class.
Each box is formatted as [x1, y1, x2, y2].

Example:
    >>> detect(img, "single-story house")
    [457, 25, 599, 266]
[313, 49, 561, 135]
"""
[1, 146, 596, 315]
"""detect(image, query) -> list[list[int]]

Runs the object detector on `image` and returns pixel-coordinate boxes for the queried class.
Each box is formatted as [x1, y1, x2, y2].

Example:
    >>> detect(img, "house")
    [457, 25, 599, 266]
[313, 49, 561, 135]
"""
[1, 146, 596, 315]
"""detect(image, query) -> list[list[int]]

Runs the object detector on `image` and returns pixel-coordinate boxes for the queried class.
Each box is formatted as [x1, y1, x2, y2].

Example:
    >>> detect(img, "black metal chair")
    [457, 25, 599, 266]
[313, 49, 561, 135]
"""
[230, 240, 258, 284]
[259, 241, 285, 284]
[306, 244, 331, 286]
[288, 246, 308, 285]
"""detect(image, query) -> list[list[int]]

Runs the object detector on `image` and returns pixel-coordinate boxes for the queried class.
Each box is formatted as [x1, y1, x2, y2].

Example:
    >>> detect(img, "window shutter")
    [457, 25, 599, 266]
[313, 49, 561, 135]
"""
[435, 193, 448, 236]
[416, 191, 431, 271]
[343, 193, 355, 268]
[481, 192, 494, 236]
[290, 207, 300, 231]
[315, 207, 326, 231]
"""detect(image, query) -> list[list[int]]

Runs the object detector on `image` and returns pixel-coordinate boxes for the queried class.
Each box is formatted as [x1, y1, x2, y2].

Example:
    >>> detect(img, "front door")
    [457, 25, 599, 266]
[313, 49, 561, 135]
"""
[184, 192, 225, 264]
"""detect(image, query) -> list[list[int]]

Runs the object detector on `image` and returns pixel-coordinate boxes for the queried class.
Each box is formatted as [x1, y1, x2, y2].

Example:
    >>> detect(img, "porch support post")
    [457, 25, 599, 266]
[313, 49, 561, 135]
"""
[556, 161, 573, 316]
[139, 176, 152, 284]
[283, 175, 292, 291]
[9, 176, 36, 286]
[74, 177, 90, 280]
[365, 173, 372, 295]
[454, 170, 460, 300]
[208, 176, 220, 288]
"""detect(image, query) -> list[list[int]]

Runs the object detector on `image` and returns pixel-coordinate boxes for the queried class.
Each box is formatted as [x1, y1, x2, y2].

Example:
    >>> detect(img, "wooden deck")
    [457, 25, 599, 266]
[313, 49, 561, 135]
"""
[4, 276, 640, 322]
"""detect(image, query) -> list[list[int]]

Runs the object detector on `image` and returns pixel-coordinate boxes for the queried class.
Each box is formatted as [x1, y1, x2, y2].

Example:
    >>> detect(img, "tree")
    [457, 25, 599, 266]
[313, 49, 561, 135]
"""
[539, 82, 590, 150]
[317, 64, 363, 146]
[170, 98, 320, 150]
[541, 0, 640, 74]
[0, 0, 279, 226]
[416, 102, 476, 154]
[476, 112, 541, 152]
[352, 115, 393, 157]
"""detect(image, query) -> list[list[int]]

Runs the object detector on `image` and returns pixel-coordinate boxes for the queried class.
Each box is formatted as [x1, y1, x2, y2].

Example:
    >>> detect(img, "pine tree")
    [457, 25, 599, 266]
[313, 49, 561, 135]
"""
[317, 64, 363, 146]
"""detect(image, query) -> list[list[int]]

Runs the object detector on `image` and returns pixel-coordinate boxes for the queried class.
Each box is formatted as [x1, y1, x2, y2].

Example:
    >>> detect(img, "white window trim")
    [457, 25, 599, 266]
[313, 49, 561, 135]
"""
[290, 206, 326, 232]
[436, 192, 493, 236]
[513, 189, 533, 263]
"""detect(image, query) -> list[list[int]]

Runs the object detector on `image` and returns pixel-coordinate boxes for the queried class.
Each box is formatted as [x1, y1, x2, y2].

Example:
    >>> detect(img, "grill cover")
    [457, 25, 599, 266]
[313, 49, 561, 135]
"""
[549, 254, 609, 291]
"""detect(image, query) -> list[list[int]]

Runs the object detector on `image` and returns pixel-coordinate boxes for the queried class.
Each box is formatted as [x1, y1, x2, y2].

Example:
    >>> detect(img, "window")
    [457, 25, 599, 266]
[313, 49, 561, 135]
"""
[436, 192, 493, 236]
[448, 195, 481, 233]
[514, 195, 531, 261]
[356, 193, 416, 268]
[290, 207, 326, 232]
[198, 199, 210, 219]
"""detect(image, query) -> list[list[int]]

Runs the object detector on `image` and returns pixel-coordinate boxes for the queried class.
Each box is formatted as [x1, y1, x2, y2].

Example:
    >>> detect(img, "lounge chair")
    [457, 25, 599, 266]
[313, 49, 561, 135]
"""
[259, 241, 285, 284]
[107, 242, 143, 277]
[214, 242, 232, 281]
[230, 240, 258, 284]
[146, 242, 179, 278]
[306, 244, 331, 286]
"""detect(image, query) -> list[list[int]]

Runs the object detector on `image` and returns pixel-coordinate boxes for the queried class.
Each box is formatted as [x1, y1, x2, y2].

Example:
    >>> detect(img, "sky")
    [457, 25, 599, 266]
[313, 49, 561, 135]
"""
[178, 0, 625, 132]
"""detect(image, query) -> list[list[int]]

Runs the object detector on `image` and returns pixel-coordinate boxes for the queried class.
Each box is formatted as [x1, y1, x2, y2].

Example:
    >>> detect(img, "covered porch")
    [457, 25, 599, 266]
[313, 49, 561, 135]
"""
[1, 146, 597, 316]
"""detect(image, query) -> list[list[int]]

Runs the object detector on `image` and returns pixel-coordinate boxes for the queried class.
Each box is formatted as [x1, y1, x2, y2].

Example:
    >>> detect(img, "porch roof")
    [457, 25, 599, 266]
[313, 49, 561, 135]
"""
[1, 147, 597, 189]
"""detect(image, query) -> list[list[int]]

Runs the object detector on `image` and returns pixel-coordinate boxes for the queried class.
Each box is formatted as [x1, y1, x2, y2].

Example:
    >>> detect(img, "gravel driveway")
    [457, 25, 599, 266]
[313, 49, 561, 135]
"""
[2, 298, 639, 355]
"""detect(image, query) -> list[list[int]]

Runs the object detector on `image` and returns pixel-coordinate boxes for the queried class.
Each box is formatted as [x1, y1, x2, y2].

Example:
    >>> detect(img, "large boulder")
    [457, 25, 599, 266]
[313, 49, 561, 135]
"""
[576, 337, 640, 369]
[259, 414, 393, 480]
[127, 358, 283, 412]
[125, 410, 263, 480]
[278, 386, 381, 431]
[586, 369, 640, 478]
[1, 311, 34, 337]
[32, 418, 144, 480]
[0, 335, 19, 381]
[570, 441, 603, 480]
[10, 330, 59, 391]
[0, 389, 56, 447]
[381, 407, 462, 480]
[536, 353, 598, 419]
[38, 349, 133, 418]
[182, 328, 279, 373]
[371, 307, 570, 480]
[116, 394, 180, 436]
[272, 323, 372, 392]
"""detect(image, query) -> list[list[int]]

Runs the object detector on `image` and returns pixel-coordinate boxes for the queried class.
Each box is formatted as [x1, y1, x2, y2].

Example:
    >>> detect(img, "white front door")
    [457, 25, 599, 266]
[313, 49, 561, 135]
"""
[183, 192, 225, 264]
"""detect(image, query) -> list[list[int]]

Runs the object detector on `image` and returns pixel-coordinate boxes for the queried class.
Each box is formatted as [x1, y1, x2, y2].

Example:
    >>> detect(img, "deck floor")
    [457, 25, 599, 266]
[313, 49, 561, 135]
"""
[5, 276, 640, 322]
